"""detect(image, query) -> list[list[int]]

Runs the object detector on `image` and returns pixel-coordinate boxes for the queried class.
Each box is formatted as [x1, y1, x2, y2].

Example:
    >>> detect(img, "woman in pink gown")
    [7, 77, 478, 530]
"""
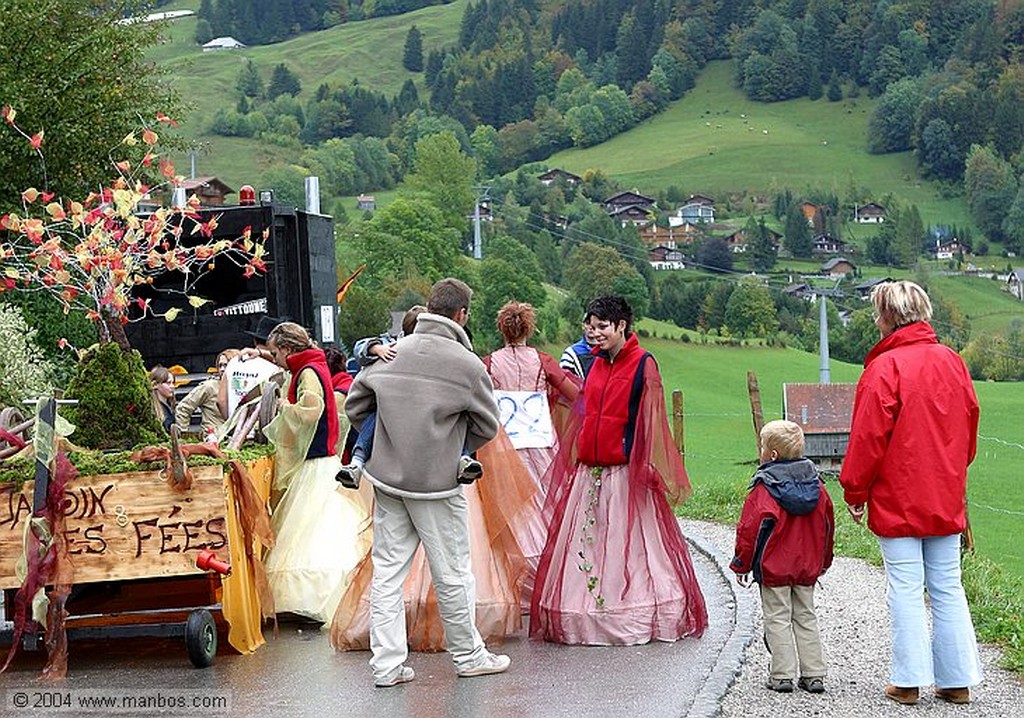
[531, 295, 708, 645]
[483, 301, 580, 608]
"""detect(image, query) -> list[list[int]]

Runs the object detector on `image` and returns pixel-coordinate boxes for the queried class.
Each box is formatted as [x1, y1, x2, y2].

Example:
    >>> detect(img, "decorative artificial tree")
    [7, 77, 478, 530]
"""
[0, 107, 267, 449]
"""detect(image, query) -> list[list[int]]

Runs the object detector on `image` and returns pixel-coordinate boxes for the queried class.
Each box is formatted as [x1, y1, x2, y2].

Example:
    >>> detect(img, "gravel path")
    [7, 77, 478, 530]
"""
[681, 519, 1024, 717]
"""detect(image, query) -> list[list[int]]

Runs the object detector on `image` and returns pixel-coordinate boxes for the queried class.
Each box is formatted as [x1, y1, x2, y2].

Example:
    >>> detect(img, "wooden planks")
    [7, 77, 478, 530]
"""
[0, 465, 229, 589]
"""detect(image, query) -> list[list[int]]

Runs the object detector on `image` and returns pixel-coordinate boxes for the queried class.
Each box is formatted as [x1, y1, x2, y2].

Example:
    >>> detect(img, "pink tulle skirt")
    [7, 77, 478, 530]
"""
[531, 463, 707, 645]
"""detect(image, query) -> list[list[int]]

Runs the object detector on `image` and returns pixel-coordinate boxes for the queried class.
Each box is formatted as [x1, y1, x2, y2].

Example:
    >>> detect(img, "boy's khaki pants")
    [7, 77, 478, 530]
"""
[760, 584, 826, 680]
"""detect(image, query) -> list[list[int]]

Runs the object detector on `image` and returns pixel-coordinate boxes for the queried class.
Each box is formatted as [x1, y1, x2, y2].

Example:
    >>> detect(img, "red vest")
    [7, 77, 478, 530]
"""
[286, 347, 339, 458]
[577, 333, 651, 466]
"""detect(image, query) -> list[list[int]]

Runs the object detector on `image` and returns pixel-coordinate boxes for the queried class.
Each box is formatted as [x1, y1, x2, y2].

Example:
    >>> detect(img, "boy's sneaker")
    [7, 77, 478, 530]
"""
[798, 677, 825, 694]
[335, 462, 362, 489]
[456, 652, 510, 677]
[374, 665, 415, 688]
[766, 677, 794, 693]
[457, 456, 484, 484]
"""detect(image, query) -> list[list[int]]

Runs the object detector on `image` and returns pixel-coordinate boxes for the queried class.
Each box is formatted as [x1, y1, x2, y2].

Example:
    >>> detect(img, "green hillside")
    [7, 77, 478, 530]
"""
[150, 0, 469, 190]
[548, 61, 973, 231]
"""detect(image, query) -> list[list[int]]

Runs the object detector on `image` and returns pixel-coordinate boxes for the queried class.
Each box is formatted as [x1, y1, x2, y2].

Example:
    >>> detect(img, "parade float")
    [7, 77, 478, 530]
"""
[0, 108, 338, 676]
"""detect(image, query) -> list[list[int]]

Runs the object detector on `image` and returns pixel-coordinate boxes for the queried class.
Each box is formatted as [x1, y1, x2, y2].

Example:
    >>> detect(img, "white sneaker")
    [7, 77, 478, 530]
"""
[374, 665, 415, 687]
[457, 652, 511, 677]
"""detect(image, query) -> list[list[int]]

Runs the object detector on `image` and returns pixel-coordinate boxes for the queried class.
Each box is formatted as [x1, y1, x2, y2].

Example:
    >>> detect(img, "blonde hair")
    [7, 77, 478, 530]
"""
[871, 280, 932, 327]
[760, 420, 805, 460]
[217, 348, 241, 366]
[266, 321, 313, 352]
[496, 301, 536, 345]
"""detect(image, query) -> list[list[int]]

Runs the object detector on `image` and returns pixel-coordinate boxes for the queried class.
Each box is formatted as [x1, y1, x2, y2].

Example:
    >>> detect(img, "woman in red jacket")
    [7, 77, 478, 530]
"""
[530, 295, 707, 645]
[839, 281, 982, 705]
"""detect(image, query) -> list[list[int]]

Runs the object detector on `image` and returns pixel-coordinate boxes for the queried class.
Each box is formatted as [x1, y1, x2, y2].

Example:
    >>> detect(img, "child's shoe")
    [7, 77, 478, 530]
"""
[336, 461, 362, 489]
[457, 455, 483, 484]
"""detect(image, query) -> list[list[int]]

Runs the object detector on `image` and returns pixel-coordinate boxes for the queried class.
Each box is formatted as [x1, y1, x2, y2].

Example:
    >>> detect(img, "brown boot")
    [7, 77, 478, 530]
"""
[935, 687, 971, 704]
[885, 685, 919, 705]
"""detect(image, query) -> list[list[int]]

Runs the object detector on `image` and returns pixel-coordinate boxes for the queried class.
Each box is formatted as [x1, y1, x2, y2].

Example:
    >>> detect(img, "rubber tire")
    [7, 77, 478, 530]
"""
[185, 609, 217, 668]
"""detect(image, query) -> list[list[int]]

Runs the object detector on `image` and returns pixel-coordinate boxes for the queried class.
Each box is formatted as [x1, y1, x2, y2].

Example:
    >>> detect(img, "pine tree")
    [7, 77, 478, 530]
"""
[784, 203, 813, 258]
[267, 63, 302, 100]
[749, 217, 778, 272]
[403, 25, 424, 72]
[236, 59, 264, 99]
[195, 18, 213, 45]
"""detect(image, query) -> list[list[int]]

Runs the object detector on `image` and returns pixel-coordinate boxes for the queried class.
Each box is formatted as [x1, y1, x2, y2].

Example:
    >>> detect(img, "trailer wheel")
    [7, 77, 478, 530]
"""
[185, 609, 217, 668]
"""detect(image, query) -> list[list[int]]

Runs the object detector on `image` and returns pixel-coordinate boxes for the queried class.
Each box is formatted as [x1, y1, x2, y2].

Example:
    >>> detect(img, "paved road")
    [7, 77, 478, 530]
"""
[0, 524, 752, 718]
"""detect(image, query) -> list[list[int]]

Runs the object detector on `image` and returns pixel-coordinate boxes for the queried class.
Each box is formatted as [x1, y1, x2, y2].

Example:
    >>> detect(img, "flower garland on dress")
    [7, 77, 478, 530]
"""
[577, 465, 605, 609]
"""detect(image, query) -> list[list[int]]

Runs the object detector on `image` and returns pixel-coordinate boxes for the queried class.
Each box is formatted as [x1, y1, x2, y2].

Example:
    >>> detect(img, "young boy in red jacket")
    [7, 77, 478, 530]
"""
[731, 420, 835, 694]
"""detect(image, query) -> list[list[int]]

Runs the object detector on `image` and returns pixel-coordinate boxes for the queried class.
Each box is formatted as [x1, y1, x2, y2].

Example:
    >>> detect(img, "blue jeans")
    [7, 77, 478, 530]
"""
[352, 410, 376, 461]
[878, 534, 983, 688]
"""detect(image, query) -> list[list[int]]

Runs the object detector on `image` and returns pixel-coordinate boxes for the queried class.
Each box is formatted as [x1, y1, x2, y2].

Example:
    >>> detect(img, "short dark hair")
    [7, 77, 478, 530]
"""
[324, 347, 348, 375]
[402, 305, 427, 336]
[585, 295, 633, 334]
[427, 278, 473, 320]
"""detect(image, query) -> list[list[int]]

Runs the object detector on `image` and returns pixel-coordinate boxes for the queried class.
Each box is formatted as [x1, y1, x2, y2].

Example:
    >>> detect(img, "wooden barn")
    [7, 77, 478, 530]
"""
[782, 383, 856, 470]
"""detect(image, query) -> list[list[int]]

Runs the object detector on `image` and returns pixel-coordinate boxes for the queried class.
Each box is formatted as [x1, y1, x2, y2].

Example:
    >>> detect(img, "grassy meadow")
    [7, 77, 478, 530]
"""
[548, 61, 973, 231]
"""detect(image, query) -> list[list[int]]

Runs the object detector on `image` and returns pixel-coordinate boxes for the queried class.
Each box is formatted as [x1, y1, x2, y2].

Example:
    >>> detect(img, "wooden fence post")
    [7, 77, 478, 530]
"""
[672, 389, 684, 458]
[747, 370, 764, 461]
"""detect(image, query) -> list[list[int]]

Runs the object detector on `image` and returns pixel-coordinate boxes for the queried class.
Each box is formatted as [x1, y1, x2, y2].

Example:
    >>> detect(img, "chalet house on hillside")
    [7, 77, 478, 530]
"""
[677, 194, 715, 224]
[202, 36, 246, 51]
[854, 277, 892, 299]
[783, 383, 857, 470]
[608, 204, 653, 227]
[821, 257, 856, 278]
[649, 245, 686, 270]
[800, 201, 823, 226]
[812, 233, 845, 254]
[1008, 269, 1024, 300]
[640, 222, 700, 248]
[604, 190, 655, 213]
[932, 239, 962, 260]
[357, 194, 376, 211]
[177, 177, 234, 206]
[538, 168, 582, 186]
[783, 282, 813, 300]
[604, 190, 656, 227]
[854, 202, 886, 223]
[723, 227, 782, 253]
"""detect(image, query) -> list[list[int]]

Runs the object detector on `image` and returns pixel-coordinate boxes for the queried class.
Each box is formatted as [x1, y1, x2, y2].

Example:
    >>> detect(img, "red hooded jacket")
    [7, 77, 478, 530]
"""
[839, 322, 979, 538]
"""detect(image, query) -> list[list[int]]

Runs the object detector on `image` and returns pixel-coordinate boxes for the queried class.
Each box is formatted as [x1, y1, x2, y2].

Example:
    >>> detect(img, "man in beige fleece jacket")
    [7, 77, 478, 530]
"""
[344, 277, 509, 687]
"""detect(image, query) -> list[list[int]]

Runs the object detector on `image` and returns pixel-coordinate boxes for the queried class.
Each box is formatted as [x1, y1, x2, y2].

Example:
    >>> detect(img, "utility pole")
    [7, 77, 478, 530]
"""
[818, 293, 831, 384]
[472, 185, 490, 260]
[817, 279, 843, 384]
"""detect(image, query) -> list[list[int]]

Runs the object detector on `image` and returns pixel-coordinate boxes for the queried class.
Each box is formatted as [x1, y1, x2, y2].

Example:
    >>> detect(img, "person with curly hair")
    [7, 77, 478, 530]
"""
[484, 301, 580, 607]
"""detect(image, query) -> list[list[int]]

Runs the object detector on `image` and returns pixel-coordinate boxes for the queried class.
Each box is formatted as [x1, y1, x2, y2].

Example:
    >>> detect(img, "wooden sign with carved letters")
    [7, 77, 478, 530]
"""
[0, 465, 229, 589]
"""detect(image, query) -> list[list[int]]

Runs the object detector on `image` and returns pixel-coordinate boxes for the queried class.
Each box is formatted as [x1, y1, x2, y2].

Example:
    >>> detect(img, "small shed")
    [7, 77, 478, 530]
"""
[821, 256, 856, 277]
[179, 177, 234, 206]
[356, 194, 376, 211]
[1008, 268, 1024, 300]
[782, 383, 856, 470]
[202, 36, 246, 51]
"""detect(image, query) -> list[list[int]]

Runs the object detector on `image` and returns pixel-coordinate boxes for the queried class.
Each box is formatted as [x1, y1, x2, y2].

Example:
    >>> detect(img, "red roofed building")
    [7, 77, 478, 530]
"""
[782, 383, 856, 469]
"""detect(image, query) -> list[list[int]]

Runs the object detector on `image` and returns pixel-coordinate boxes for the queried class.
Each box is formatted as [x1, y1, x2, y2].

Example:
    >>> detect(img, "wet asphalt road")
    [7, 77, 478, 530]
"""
[0, 526, 748, 718]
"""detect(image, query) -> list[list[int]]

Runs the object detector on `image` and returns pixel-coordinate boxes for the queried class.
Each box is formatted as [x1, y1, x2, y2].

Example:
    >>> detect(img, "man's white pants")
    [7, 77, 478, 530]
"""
[369, 487, 486, 680]
[879, 534, 983, 689]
